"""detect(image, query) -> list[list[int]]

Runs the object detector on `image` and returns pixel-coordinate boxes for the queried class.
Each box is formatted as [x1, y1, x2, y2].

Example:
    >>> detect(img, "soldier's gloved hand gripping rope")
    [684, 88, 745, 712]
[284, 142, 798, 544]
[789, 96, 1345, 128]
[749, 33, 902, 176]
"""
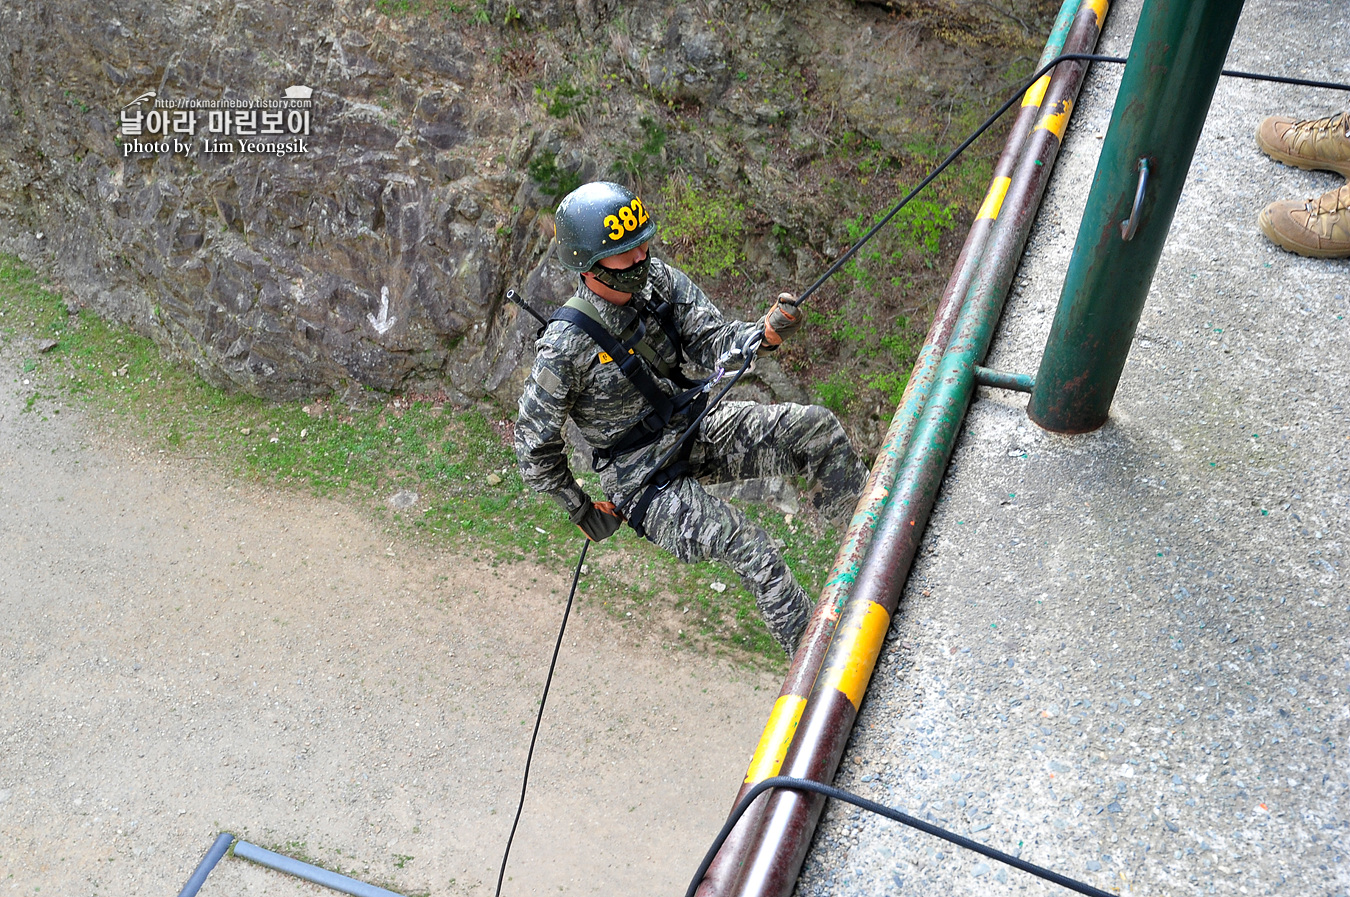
[570, 499, 623, 542]
[762, 292, 803, 347]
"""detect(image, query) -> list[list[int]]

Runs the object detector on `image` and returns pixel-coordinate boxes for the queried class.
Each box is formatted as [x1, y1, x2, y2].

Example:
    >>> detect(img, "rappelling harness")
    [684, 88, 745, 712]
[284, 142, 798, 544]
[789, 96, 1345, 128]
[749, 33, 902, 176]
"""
[549, 281, 710, 540]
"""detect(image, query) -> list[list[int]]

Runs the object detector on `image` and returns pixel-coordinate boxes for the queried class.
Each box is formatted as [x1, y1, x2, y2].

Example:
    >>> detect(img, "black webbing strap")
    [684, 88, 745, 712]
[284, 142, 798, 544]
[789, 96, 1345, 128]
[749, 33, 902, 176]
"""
[646, 295, 698, 389]
[549, 291, 707, 538]
[552, 305, 675, 415]
[550, 299, 708, 471]
[625, 457, 692, 540]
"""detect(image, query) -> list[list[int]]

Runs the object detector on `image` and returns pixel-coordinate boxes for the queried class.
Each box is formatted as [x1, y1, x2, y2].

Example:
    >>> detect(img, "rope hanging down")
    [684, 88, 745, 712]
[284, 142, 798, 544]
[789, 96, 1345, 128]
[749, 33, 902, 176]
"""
[493, 540, 589, 897]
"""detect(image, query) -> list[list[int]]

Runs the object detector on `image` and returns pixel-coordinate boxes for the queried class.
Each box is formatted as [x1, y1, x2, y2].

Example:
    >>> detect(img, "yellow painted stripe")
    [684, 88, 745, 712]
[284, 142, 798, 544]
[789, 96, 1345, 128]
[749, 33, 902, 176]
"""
[1035, 98, 1074, 141]
[1021, 74, 1051, 109]
[976, 176, 1012, 222]
[1084, 0, 1109, 28]
[821, 601, 891, 710]
[744, 695, 807, 783]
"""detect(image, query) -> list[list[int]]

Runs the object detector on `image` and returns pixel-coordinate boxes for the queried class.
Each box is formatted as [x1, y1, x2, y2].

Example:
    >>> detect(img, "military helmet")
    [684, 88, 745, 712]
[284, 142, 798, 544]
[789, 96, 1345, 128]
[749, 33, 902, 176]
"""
[554, 181, 656, 272]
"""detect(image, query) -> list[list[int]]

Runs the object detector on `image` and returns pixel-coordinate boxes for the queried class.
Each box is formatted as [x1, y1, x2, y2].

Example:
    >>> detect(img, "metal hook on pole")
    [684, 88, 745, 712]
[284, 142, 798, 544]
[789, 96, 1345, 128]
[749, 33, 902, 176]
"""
[1119, 157, 1150, 241]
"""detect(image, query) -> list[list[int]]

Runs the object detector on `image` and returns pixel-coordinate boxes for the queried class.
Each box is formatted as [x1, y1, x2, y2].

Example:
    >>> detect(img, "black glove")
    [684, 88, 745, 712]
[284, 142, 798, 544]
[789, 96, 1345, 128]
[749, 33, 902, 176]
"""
[763, 292, 803, 346]
[570, 500, 624, 542]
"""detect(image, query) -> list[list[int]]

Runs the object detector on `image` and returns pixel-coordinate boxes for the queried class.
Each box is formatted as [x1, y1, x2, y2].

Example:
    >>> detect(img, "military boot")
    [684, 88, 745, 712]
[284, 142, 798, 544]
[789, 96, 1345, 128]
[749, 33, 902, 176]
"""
[1255, 111, 1350, 177]
[1258, 183, 1350, 259]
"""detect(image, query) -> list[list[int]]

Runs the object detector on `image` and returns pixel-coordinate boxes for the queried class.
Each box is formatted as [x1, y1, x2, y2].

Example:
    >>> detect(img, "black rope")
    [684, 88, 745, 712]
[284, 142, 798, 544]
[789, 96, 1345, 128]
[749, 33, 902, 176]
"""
[796, 53, 1350, 306]
[796, 52, 1114, 305]
[494, 538, 590, 897]
[684, 776, 1118, 897]
[1222, 68, 1350, 92]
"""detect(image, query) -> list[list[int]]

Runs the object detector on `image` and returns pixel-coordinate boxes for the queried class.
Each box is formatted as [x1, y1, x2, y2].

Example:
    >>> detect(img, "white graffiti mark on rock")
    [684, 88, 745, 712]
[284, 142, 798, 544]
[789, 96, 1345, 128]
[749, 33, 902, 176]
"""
[368, 286, 397, 335]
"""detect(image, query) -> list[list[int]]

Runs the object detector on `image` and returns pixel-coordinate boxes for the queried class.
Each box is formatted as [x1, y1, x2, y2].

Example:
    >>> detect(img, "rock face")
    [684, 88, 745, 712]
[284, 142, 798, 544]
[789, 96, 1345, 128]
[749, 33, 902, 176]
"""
[0, 0, 1050, 407]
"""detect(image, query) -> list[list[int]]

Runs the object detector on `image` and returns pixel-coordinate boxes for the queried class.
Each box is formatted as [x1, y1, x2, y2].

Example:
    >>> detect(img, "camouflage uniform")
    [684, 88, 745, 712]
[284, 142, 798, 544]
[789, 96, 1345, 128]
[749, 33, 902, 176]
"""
[515, 257, 868, 653]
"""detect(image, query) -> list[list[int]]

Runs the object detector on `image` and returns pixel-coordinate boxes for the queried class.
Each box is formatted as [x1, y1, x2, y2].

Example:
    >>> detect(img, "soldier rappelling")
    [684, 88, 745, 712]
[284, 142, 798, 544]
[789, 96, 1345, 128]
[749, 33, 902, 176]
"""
[514, 181, 869, 654]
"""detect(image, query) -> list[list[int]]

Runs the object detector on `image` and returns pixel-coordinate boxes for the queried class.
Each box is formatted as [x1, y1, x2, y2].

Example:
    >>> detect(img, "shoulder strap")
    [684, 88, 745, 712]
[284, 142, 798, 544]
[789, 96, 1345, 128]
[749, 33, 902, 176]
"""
[561, 296, 674, 378]
[645, 264, 699, 386]
[552, 301, 675, 419]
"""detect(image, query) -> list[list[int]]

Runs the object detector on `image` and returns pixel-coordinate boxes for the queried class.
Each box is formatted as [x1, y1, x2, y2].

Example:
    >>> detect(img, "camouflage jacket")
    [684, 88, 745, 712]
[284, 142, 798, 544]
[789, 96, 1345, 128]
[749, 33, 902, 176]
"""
[515, 257, 762, 515]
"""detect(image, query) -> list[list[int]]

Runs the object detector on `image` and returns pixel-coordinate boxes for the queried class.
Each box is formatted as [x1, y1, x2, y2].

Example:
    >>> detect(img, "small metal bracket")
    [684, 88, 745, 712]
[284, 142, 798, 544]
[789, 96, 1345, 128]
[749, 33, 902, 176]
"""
[974, 365, 1035, 393]
[1119, 157, 1150, 241]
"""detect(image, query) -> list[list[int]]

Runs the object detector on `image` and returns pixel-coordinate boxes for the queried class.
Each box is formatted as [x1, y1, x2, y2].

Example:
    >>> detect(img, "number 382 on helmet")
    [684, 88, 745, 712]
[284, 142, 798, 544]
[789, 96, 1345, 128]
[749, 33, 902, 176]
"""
[553, 181, 657, 273]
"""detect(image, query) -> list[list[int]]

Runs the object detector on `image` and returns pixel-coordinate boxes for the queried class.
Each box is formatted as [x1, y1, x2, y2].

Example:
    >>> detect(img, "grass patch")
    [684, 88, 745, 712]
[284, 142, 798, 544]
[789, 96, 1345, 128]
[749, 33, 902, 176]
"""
[1, 253, 842, 670]
[653, 173, 746, 280]
[373, 0, 467, 18]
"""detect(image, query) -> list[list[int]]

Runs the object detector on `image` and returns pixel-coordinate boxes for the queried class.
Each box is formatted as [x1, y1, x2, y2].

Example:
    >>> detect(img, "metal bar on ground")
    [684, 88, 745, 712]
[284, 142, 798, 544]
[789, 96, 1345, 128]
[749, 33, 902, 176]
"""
[718, 5, 1110, 894]
[175, 832, 236, 897]
[690, 3, 1097, 892]
[232, 840, 407, 897]
[1028, 0, 1247, 433]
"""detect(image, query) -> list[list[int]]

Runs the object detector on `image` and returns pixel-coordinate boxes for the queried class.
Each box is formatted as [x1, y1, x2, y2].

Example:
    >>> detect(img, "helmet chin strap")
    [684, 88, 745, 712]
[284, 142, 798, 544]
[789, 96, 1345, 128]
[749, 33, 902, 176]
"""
[589, 256, 650, 295]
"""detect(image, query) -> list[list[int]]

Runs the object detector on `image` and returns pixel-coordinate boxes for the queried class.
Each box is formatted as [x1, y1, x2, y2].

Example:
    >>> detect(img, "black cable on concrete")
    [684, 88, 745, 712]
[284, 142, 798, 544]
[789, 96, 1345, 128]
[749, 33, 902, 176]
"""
[494, 538, 590, 897]
[1222, 68, 1350, 92]
[684, 776, 1118, 897]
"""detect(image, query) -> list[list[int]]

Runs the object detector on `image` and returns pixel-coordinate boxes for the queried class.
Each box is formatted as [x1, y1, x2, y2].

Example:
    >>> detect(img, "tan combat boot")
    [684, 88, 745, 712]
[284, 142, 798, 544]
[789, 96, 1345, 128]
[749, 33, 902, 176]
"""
[1256, 111, 1350, 177]
[1258, 183, 1350, 259]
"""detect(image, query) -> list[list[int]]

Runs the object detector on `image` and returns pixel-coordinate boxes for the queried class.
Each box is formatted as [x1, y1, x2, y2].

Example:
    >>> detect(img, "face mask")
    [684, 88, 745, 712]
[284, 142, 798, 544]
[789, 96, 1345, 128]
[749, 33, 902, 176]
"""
[589, 256, 650, 295]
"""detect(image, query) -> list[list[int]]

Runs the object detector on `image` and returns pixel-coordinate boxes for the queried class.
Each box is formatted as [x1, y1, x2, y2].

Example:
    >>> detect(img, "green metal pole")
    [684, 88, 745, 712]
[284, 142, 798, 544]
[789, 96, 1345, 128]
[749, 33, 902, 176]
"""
[1027, 0, 1246, 434]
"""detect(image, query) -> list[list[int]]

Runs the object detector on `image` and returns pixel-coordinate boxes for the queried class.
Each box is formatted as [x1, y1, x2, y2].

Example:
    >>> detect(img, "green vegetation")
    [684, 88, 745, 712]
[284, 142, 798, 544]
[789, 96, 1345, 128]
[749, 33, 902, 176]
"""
[372, 0, 466, 17]
[838, 199, 957, 301]
[812, 371, 857, 417]
[798, 193, 952, 410]
[1, 254, 842, 669]
[371, 0, 505, 26]
[652, 174, 745, 280]
[616, 116, 668, 182]
[527, 150, 585, 207]
[535, 79, 588, 120]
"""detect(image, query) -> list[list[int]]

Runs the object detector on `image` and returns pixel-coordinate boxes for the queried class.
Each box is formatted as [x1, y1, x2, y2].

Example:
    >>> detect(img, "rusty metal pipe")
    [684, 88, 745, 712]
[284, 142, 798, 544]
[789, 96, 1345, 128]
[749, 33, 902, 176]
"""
[720, 7, 1108, 895]
[690, 4, 1095, 892]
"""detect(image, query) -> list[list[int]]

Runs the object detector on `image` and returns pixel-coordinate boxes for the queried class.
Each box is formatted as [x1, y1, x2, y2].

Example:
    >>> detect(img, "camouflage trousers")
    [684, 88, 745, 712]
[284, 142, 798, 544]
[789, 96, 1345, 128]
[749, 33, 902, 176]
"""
[636, 402, 868, 654]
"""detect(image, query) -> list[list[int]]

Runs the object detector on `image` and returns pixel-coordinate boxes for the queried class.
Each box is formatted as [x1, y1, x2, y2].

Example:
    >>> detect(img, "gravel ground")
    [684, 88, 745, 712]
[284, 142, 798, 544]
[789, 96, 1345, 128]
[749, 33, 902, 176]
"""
[0, 345, 779, 893]
[797, 1, 1349, 895]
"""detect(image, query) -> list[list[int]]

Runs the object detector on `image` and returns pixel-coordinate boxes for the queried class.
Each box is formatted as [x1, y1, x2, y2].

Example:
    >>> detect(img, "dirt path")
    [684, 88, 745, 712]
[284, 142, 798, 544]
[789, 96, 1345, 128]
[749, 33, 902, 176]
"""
[0, 337, 778, 896]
